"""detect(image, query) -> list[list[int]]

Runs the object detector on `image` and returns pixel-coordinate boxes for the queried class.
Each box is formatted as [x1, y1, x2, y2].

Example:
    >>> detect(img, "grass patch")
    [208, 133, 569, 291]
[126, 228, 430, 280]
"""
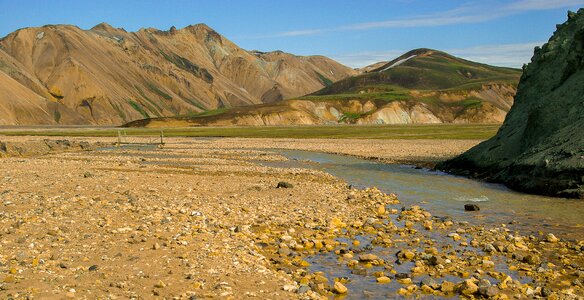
[135, 85, 163, 115]
[53, 110, 61, 123]
[184, 98, 207, 111]
[110, 101, 127, 122]
[338, 112, 364, 123]
[0, 124, 500, 140]
[128, 100, 150, 119]
[178, 108, 229, 118]
[299, 90, 411, 102]
[315, 72, 333, 87]
[146, 82, 172, 101]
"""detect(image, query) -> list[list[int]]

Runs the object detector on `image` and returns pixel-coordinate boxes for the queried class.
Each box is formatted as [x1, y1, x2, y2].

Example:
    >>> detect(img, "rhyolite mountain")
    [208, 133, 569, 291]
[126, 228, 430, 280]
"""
[0, 23, 358, 125]
[439, 10, 584, 199]
[126, 49, 521, 127]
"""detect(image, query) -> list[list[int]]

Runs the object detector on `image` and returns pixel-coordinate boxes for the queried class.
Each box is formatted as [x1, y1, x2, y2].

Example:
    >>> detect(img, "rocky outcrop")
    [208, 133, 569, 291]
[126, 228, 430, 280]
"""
[0, 23, 357, 125]
[126, 86, 514, 128]
[439, 10, 584, 199]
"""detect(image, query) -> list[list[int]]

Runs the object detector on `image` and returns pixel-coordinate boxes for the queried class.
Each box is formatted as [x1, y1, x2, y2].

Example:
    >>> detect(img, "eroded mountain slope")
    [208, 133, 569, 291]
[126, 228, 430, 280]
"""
[0, 23, 357, 125]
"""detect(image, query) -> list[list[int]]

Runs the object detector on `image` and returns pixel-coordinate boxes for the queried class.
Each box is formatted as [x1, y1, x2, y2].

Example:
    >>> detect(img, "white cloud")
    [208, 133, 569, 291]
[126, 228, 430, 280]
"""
[448, 42, 545, 68]
[505, 0, 584, 10]
[243, 0, 583, 39]
[333, 41, 546, 68]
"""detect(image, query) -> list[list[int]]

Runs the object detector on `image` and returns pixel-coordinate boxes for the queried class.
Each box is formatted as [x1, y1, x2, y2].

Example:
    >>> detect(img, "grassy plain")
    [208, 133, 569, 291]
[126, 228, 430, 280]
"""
[0, 124, 500, 140]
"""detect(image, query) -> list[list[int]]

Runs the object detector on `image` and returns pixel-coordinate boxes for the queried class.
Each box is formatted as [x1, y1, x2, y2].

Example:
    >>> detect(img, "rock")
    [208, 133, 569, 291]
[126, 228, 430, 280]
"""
[395, 273, 410, 279]
[427, 255, 444, 266]
[464, 204, 480, 211]
[423, 220, 433, 230]
[358, 254, 379, 262]
[329, 217, 346, 229]
[479, 286, 500, 297]
[441, 281, 455, 293]
[155, 280, 166, 288]
[376, 205, 386, 215]
[402, 250, 415, 260]
[545, 233, 559, 243]
[523, 254, 540, 265]
[439, 9, 584, 199]
[420, 277, 438, 288]
[282, 284, 297, 292]
[376, 276, 391, 284]
[458, 279, 478, 295]
[333, 281, 348, 294]
[276, 181, 293, 189]
[484, 243, 496, 253]
[297, 285, 310, 294]
[153, 243, 160, 250]
[88, 265, 98, 271]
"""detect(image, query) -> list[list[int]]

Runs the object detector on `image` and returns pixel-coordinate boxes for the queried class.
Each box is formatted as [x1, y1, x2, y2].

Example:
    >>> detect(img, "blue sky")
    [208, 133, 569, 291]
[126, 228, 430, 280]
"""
[1, 0, 582, 68]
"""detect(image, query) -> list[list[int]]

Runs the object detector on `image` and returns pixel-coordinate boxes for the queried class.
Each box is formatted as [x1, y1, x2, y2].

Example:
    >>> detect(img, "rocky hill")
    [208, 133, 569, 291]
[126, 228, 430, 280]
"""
[126, 49, 521, 127]
[439, 10, 584, 199]
[0, 23, 357, 125]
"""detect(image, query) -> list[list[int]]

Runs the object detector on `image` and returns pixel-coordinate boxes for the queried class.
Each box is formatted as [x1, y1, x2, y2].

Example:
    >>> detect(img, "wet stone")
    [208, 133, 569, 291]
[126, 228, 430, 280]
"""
[464, 204, 480, 211]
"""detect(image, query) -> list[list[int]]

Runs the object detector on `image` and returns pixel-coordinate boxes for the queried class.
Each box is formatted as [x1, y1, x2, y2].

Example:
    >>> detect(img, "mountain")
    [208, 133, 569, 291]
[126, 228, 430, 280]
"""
[0, 23, 357, 125]
[439, 10, 584, 199]
[126, 49, 521, 127]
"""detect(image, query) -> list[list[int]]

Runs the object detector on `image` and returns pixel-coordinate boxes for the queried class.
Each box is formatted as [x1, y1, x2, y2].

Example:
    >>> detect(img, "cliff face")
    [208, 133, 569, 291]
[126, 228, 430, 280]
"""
[0, 23, 357, 125]
[439, 10, 584, 199]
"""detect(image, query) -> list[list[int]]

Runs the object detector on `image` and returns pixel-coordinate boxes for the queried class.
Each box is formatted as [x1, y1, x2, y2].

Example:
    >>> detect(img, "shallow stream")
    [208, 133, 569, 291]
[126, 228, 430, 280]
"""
[270, 150, 584, 240]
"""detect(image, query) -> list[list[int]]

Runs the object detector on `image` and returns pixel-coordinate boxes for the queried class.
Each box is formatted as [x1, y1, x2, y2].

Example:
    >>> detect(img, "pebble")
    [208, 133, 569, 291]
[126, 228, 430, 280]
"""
[546, 233, 559, 243]
[458, 279, 478, 295]
[155, 280, 166, 288]
[333, 281, 348, 294]
[376, 276, 391, 284]
[276, 181, 293, 189]
[358, 253, 379, 262]
[282, 284, 297, 292]
[464, 204, 480, 211]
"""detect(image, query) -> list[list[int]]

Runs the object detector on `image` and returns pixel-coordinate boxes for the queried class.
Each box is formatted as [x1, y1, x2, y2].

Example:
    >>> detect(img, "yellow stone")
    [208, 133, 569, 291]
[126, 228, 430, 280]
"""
[376, 276, 391, 284]
[347, 260, 359, 267]
[314, 241, 324, 250]
[333, 281, 348, 294]
[32, 258, 39, 267]
[421, 285, 434, 294]
[403, 251, 415, 260]
[9, 267, 17, 274]
[377, 205, 386, 215]
[352, 240, 360, 247]
[329, 217, 346, 229]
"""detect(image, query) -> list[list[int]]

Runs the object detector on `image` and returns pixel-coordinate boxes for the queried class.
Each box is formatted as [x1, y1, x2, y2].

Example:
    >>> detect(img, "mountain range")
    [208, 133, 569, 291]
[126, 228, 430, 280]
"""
[0, 23, 521, 126]
[0, 23, 357, 125]
[127, 49, 521, 127]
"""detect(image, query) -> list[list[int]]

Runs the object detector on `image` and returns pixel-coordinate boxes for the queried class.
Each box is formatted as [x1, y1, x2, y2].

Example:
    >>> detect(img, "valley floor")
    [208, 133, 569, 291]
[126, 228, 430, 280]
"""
[0, 137, 582, 299]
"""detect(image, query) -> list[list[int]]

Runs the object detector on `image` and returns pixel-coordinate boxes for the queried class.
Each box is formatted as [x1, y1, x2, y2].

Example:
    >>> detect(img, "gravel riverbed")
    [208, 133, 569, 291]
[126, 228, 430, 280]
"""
[0, 137, 581, 299]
